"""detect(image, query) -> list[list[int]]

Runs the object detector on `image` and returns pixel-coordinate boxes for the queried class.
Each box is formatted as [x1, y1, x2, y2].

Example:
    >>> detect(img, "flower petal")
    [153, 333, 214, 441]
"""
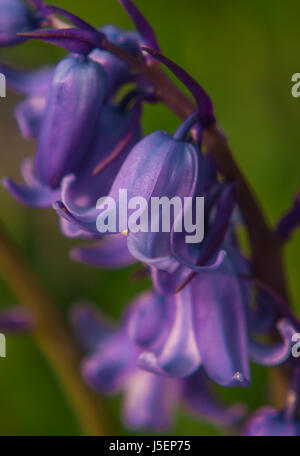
[122, 132, 199, 271]
[0, 62, 54, 95]
[0, 0, 38, 47]
[128, 291, 166, 349]
[249, 319, 296, 366]
[191, 248, 250, 386]
[182, 370, 246, 426]
[138, 286, 201, 378]
[244, 407, 300, 436]
[35, 54, 107, 188]
[70, 235, 136, 269]
[150, 264, 192, 295]
[59, 218, 96, 239]
[70, 303, 113, 352]
[15, 95, 46, 139]
[2, 175, 60, 208]
[122, 371, 178, 431]
[60, 103, 141, 217]
[81, 330, 138, 394]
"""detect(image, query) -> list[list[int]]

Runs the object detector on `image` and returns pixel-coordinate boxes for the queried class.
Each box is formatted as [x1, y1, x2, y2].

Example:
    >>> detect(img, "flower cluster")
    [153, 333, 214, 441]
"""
[1, 0, 300, 435]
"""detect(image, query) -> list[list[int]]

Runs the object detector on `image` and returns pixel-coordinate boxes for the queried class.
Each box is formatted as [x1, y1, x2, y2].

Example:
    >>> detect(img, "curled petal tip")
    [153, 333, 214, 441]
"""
[232, 371, 247, 384]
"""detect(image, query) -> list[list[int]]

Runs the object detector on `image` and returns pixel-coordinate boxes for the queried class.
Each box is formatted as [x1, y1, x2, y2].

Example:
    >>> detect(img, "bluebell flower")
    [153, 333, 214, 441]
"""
[54, 98, 142, 238]
[244, 407, 300, 436]
[89, 25, 141, 98]
[17, 4, 145, 100]
[32, 54, 106, 189]
[55, 112, 227, 277]
[3, 53, 108, 207]
[0, 62, 54, 139]
[0, 0, 42, 47]
[244, 365, 300, 436]
[68, 151, 223, 279]
[0, 22, 142, 141]
[70, 300, 245, 431]
[129, 249, 296, 387]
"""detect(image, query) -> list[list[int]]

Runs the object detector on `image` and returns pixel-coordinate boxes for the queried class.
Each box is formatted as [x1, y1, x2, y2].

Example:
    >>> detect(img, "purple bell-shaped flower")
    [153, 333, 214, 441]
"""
[0, 0, 42, 47]
[3, 53, 108, 207]
[70, 298, 245, 431]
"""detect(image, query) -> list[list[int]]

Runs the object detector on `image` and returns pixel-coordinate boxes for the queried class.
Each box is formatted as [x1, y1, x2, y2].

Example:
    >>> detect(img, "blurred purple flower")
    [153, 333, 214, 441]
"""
[0, 0, 42, 47]
[70, 300, 245, 431]
[129, 250, 296, 387]
[0, 62, 54, 139]
[244, 407, 300, 436]
[245, 365, 300, 436]
[70, 234, 136, 269]
[0, 306, 32, 332]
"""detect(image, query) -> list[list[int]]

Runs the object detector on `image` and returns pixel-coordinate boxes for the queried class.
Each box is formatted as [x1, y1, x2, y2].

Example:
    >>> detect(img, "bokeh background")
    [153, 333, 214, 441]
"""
[0, 0, 299, 436]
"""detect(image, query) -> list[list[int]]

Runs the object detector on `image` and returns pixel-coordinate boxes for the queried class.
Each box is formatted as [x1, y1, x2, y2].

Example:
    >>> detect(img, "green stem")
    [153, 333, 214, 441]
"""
[0, 221, 109, 436]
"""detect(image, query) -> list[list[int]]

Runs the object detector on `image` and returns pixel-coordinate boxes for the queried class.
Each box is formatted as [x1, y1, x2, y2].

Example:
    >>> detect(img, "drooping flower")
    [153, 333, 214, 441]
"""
[54, 97, 142, 238]
[244, 407, 300, 436]
[16, 3, 148, 100]
[34, 54, 107, 189]
[129, 250, 296, 387]
[70, 300, 245, 431]
[244, 365, 300, 436]
[0, 20, 143, 142]
[55, 112, 226, 277]
[69, 151, 224, 281]
[0, 0, 42, 47]
[3, 53, 108, 207]
[47, 19, 223, 276]
[0, 62, 55, 139]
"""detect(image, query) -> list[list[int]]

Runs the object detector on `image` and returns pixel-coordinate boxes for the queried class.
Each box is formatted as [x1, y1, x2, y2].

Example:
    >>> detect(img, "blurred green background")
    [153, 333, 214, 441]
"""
[0, 0, 299, 436]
